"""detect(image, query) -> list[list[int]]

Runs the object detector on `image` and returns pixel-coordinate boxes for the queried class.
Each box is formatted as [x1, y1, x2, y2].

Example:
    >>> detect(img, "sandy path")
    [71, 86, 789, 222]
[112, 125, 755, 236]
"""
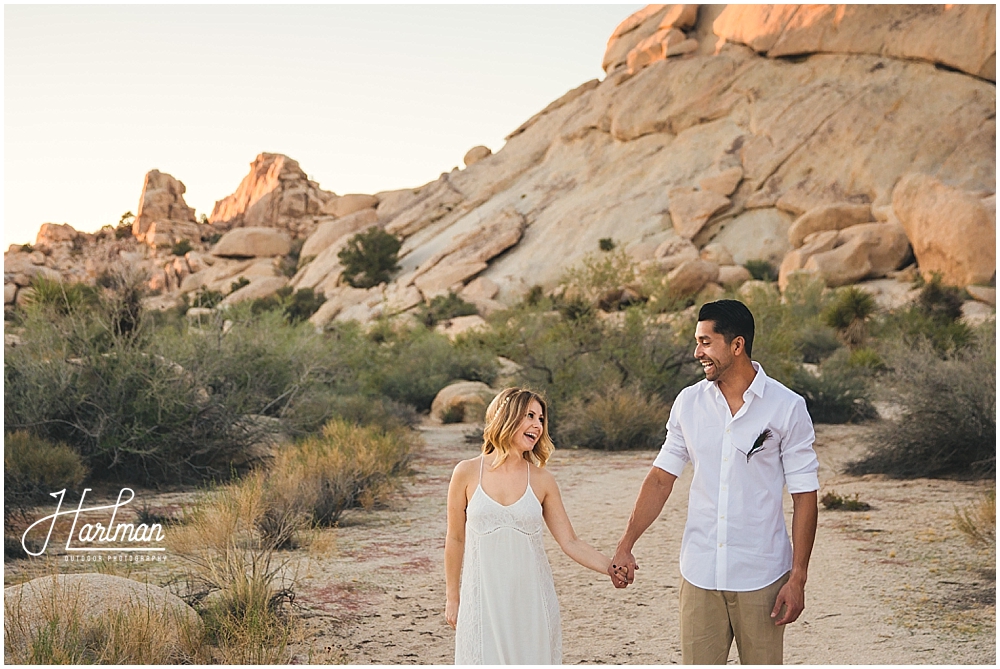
[292, 422, 995, 664]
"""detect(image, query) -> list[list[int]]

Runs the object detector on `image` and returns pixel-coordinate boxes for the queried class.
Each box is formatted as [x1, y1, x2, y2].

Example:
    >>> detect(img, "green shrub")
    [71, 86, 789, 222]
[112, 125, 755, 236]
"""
[191, 288, 224, 310]
[356, 326, 498, 412]
[556, 384, 670, 450]
[338, 227, 401, 288]
[598, 237, 616, 252]
[171, 239, 193, 256]
[249, 287, 325, 325]
[788, 351, 877, 424]
[417, 292, 478, 327]
[20, 243, 34, 252]
[230, 276, 250, 293]
[114, 211, 134, 240]
[917, 273, 965, 322]
[559, 249, 637, 306]
[797, 324, 842, 364]
[820, 491, 871, 511]
[24, 277, 100, 315]
[822, 286, 876, 348]
[744, 259, 777, 282]
[847, 324, 995, 478]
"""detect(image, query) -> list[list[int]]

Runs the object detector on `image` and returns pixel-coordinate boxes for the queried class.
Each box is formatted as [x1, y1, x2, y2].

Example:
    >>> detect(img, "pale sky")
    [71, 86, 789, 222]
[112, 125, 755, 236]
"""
[4, 3, 644, 247]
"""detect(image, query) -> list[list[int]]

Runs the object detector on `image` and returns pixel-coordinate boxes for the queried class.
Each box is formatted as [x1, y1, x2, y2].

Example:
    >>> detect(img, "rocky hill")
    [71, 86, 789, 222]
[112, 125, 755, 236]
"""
[5, 4, 996, 325]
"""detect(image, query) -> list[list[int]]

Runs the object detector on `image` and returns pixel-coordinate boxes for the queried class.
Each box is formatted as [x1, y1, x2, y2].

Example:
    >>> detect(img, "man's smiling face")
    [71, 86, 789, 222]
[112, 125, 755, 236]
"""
[694, 320, 739, 382]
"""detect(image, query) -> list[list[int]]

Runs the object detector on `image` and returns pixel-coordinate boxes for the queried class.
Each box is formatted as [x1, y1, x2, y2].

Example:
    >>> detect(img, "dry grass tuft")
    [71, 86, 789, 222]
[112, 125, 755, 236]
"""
[3, 575, 204, 664]
[954, 489, 996, 547]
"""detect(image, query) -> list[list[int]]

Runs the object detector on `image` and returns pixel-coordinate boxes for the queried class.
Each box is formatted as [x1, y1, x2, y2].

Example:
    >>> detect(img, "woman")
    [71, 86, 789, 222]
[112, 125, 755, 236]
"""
[444, 387, 619, 664]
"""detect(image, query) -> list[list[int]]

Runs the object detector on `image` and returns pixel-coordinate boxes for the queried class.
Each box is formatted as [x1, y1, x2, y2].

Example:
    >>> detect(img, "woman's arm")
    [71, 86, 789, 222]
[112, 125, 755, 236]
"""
[538, 470, 613, 576]
[444, 461, 471, 629]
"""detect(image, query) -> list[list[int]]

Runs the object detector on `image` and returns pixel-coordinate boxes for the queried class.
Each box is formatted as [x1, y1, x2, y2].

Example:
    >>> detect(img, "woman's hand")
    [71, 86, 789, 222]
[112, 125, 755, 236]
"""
[445, 597, 459, 629]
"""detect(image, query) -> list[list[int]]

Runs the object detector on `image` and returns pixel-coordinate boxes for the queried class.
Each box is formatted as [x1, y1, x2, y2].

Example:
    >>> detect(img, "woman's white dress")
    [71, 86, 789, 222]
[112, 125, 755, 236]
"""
[455, 457, 562, 664]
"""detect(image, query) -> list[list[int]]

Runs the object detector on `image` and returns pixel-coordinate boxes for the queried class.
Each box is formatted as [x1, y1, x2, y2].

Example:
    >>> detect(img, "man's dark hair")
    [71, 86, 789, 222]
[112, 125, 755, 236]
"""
[698, 299, 755, 357]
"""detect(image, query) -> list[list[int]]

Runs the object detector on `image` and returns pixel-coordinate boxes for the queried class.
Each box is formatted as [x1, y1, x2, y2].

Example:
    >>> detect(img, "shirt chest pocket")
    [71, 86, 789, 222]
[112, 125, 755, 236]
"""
[733, 426, 781, 466]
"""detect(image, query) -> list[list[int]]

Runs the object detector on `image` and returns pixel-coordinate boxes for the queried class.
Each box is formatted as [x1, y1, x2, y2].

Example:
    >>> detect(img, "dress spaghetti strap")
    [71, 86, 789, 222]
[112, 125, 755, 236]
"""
[479, 454, 485, 484]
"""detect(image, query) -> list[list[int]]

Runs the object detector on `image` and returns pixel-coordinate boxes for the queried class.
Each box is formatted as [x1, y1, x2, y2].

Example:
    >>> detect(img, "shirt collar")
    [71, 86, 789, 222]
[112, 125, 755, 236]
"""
[747, 361, 768, 398]
[704, 361, 768, 399]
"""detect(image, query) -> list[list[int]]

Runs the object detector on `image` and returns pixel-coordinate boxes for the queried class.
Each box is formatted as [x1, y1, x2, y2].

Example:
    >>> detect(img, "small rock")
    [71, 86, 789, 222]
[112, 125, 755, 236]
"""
[698, 167, 743, 196]
[434, 314, 488, 341]
[966, 285, 996, 306]
[667, 259, 720, 297]
[717, 265, 752, 288]
[463, 146, 492, 167]
[669, 188, 731, 240]
[430, 381, 499, 423]
[700, 242, 734, 266]
[212, 227, 291, 258]
[788, 203, 872, 248]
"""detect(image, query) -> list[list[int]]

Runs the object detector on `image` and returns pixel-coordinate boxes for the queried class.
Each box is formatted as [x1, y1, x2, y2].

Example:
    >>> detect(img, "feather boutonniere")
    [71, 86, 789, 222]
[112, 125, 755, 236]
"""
[746, 428, 772, 462]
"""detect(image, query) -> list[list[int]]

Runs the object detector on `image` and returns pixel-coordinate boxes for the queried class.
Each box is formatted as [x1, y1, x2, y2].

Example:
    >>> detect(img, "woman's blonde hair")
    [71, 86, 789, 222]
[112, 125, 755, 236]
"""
[482, 388, 554, 468]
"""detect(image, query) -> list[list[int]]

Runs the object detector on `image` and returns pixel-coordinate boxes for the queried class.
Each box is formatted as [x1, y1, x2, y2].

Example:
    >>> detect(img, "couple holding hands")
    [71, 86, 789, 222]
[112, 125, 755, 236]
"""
[444, 300, 820, 665]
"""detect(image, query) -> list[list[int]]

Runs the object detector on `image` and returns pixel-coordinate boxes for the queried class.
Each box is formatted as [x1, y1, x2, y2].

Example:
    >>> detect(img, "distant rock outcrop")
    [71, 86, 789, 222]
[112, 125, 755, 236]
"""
[208, 153, 343, 239]
[133, 170, 202, 250]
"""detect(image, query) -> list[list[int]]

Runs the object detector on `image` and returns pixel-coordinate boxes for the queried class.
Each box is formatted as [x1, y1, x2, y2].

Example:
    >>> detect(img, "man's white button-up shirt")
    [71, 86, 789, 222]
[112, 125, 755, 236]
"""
[653, 362, 819, 592]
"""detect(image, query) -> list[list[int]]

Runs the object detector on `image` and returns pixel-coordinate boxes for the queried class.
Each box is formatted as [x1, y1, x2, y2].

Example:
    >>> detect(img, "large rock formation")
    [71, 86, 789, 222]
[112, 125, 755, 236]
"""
[208, 153, 344, 239]
[133, 170, 202, 250]
[5, 5, 996, 323]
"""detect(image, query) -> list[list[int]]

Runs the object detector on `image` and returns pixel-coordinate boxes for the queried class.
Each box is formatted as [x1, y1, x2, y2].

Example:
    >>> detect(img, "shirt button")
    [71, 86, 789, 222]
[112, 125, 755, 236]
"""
[723, 457, 728, 462]
[718, 543, 723, 547]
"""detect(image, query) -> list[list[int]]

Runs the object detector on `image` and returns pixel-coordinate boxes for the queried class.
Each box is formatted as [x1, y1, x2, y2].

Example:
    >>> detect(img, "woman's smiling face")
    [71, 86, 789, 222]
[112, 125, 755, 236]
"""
[512, 399, 544, 454]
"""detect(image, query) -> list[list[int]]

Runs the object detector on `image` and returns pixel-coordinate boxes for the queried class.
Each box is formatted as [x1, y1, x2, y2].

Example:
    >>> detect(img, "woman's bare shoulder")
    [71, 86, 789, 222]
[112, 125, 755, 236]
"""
[451, 456, 482, 481]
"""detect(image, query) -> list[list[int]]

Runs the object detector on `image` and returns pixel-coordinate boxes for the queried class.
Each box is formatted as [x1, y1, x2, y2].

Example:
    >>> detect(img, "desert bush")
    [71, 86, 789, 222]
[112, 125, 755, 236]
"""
[170, 472, 296, 663]
[598, 237, 616, 252]
[847, 323, 996, 478]
[820, 490, 872, 511]
[789, 350, 877, 424]
[114, 211, 134, 240]
[822, 286, 876, 348]
[357, 325, 498, 411]
[268, 419, 414, 527]
[559, 249, 637, 306]
[250, 287, 326, 325]
[556, 384, 670, 450]
[338, 227, 401, 288]
[171, 239, 193, 256]
[470, 302, 697, 431]
[417, 292, 478, 327]
[4, 431, 88, 520]
[24, 277, 100, 315]
[954, 488, 996, 546]
[744, 259, 777, 282]
[917, 273, 966, 321]
[190, 288, 225, 310]
[230, 276, 251, 293]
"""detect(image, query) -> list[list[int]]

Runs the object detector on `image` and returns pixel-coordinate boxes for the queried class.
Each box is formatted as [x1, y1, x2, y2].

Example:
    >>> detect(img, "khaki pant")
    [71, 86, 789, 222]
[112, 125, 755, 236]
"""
[679, 572, 790, 665]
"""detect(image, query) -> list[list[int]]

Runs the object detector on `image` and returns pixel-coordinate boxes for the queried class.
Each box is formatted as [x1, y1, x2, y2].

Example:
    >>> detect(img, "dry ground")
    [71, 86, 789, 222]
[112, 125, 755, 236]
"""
[5, 422, 995, 664]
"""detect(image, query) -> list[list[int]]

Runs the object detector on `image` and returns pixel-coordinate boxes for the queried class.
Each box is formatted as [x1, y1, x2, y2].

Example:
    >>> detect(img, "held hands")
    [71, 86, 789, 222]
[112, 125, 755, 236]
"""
[607, 547, 638, 589]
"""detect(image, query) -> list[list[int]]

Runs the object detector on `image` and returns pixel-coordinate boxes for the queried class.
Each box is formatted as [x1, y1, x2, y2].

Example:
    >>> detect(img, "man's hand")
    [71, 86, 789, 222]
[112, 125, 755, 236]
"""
[608, 547, 639, 588]
[770, 579, 805, 625]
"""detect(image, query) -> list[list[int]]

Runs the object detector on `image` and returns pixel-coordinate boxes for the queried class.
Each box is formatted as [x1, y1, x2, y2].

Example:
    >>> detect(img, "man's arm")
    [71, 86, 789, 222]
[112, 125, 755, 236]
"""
[771, 490, 817, 625]
[608, 467, 677, 587]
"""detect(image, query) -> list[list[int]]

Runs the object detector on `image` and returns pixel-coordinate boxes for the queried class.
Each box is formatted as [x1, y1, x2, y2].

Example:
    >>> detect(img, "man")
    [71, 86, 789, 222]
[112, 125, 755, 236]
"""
[609, 299, 818, 665]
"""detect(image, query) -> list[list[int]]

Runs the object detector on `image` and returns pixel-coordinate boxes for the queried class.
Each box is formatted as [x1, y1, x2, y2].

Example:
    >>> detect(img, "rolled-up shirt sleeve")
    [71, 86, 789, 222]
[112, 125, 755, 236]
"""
[780, 396, 820, 493]
[652, 394, 690, 477]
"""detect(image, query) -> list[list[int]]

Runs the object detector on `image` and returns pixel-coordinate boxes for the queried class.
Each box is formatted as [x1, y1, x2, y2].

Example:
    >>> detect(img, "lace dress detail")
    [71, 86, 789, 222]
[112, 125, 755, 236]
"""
[455, 458, 562, 665]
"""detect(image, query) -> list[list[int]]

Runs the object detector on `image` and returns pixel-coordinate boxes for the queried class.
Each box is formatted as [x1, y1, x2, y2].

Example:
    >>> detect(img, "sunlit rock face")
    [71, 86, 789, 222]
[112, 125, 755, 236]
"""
[5, 5, 996, 321]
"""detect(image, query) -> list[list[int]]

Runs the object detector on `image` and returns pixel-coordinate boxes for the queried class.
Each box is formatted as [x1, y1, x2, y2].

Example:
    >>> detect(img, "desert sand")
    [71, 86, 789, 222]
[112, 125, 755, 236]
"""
[290, 422, 995, 664]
